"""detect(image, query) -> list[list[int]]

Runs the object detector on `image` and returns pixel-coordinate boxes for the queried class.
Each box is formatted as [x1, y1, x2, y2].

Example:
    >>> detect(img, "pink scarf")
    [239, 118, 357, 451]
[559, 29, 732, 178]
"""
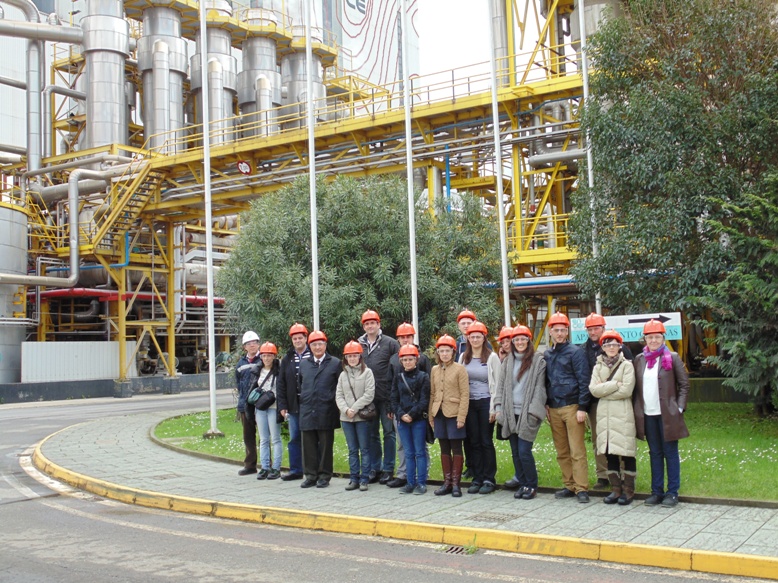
[643, 344, 672, 370]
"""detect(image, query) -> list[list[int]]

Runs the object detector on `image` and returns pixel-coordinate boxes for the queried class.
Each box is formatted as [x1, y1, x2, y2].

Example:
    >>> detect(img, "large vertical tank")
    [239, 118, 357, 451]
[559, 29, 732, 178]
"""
[81, 0, 130, 149]
[0, 206, 28, 383]
[281, 0, 326, 128]
[137, 5, 188, 152]
[570, 0, 621, 53]
[190, 0, 237, 145]
[238, 0, 283, 137]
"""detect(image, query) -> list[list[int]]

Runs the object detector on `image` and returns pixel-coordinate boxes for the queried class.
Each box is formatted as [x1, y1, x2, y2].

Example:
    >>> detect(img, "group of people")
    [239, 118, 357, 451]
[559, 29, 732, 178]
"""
[235, 308, 690, 507]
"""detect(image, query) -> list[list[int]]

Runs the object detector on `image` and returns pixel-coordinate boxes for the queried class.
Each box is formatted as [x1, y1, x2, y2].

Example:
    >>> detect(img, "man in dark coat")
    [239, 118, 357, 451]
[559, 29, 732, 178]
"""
[358, 310, 400, 484]
[581, 313, 634, 490]
[276, 322, 311, 481]
[235, 330, 261, 476]
[298, 330, 341, 488]
[545, 312, 592, 503]
[385, 322, 431, 488]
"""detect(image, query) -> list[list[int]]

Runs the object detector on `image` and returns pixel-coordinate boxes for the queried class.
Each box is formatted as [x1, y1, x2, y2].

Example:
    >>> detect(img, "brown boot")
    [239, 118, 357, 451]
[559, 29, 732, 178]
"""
[618, 471, 636, 505]
[434, 455, 453, 496]
[451, 455, 464, 497]
[603, 471, 622, 504]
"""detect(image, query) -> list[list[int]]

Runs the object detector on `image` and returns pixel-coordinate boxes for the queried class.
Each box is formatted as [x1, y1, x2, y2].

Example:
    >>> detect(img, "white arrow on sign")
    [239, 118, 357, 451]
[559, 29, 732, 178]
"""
[571, 312, 682, 344]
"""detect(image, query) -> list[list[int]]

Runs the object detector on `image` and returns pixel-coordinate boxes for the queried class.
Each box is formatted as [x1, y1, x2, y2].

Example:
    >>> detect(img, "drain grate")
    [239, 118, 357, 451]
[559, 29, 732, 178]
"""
[468, 512, 520, 524]
[444, 545, 468, 555]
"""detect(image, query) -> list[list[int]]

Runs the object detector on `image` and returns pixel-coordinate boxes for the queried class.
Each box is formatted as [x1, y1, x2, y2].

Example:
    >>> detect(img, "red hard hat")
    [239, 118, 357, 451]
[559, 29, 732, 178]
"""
[584, 313, 606, 328]
[599, 330, 623, 345]
[396, 322, 416, 337]
[548, 312, 570, 328]
[361, 309, 380, 324]
[398, 345, 419, 358]
[307, 330, 328, 343]
[435, 334, 457, 349]
[457, 309, 477, 323]
[643, 319, 666, 335]
[259, 342, 278, 355]
[512, 325, 533, 340]
[467, 321, 488, 336]
[289, 322, 309, 337]
[343, 340, 363, 355]
[497, 326, 514, 342]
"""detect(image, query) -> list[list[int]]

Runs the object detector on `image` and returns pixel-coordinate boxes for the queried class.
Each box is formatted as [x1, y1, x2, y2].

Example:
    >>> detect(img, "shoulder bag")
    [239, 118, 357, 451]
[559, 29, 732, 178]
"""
[346, 374, 377, 420]
[247, 372, 276, 411]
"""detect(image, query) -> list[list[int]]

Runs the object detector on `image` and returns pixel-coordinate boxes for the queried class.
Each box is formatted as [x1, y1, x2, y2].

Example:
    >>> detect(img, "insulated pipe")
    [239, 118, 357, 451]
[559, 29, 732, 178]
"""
[0, 153, 23, 164]
[528, 148, 585, 167]
[0, 74, 25, 89]
[0, 143, 26, 155]
[0, 19, 83, 42]
[255, 75, 272, 137]
[0, 0, 42, 173]
[37, 179, 108, 205]
[207, 58, 225, 145]
[43, 85, 87, 158]
[151, 40, 171, 151]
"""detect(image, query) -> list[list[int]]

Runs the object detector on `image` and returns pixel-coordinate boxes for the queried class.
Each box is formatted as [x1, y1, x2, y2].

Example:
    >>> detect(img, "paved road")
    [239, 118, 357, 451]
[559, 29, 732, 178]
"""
[0, 392, 772, 583]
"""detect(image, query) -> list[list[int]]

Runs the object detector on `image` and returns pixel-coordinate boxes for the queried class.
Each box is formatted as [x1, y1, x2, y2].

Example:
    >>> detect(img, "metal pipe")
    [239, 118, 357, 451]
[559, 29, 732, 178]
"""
[488, 0, 512, 327]
[151, 40, 171, 151]
[0, 74, 25, 89]
[0, 19, 83, 42]
[0, 153, 23, 164]
[24, 153, 134, 179]
[0, 143, 26, 155]
[0, 0, 42, 173]
[207, 58, 225, 144]
[37, 179, 108, 205]
[528, 148, 585, 167]
[43, 85, 87, 158]
[255, 75, 272, 137]
[305, 0, 320, 329]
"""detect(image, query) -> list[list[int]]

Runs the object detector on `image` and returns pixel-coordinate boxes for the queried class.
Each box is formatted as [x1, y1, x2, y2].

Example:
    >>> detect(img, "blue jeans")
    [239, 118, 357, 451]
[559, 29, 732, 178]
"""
[255, 407, 282, 471]
[508, 433, 538, 489]
[342, 420, 371, 483]
[397, 419, 428, 486]
[286, 412, 303, 474]
[644, 414, 681, 497]
[369, 399, 396, 473]
[465, 397, 497, 485]
[395, 416, 430, 480]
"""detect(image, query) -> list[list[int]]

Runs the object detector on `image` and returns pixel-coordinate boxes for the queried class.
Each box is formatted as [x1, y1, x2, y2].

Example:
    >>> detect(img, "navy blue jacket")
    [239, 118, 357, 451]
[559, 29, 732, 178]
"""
[390, 367, 431, 422]
[544, 342, 592, 412]
[235, 354, 261, 413]
[276, 345, 311, 414]
[298, 354, 342, 431]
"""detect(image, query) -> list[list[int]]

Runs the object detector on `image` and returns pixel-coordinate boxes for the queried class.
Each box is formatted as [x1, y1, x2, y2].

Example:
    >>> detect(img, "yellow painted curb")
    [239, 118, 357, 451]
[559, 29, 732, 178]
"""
[32, 434, 778, 581]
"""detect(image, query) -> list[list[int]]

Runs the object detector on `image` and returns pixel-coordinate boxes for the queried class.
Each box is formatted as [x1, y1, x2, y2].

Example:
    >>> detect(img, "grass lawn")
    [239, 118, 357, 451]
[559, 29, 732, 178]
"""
[154, 402, 778, 501]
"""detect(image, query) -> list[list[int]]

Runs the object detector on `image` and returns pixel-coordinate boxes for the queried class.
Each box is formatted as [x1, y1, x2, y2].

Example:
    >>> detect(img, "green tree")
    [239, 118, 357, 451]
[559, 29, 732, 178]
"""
[569, 0, 778, 313]
[216, 175, 503, 352]
[695, 175, 778, 416]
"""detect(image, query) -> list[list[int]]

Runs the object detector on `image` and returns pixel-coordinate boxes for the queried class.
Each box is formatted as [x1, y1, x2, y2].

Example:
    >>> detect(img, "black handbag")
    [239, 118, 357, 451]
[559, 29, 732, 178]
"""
[247, 372, 276, 411]
[425, 421, 436, 445]
[346, 375, 377, 420]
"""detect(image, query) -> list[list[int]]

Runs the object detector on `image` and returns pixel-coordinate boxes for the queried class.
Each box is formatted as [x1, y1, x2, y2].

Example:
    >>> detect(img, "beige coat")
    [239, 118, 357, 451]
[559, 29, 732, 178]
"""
[429, 362, 469, 425]
[589, 353, 637, 457]
[335, 366, 376, 423]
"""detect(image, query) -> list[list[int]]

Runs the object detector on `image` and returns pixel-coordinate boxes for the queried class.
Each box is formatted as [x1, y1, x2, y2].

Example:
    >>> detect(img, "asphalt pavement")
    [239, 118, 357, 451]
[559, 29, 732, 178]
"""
[32, 398, 778, 581]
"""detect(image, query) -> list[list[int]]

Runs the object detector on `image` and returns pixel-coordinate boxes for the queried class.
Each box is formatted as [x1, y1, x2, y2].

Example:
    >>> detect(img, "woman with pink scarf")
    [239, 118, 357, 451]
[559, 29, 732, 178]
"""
[632, 319, 690, 507]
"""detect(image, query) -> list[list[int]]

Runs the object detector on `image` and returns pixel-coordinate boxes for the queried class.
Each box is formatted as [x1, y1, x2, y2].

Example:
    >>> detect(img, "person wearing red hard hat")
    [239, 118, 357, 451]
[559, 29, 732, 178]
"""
[545, 311, 593, 503]
[298, 330, 342, 489]
[497, 326, 514, 362]
[236, 330, 262, 476]
[335, 341, 375, 492]
[633, 319, 690, 508]
[582, 313, 634, 491]
[391, 344, 431, 495]
[429, 334, 469, 497]
[276, 322, 312, 481]
[459, 321, 501, 495]
[589, 330, 637, 505]
[357, 309, 401, 485]
[455, 309, 477, 360]
[385, 322, 432, 489]
[253, 342, 282, 480]
[493, 324, 547, 500]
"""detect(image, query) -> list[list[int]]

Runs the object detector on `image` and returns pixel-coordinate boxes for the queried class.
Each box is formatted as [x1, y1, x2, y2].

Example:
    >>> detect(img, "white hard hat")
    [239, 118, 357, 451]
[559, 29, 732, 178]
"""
[242, 331, 260, 345]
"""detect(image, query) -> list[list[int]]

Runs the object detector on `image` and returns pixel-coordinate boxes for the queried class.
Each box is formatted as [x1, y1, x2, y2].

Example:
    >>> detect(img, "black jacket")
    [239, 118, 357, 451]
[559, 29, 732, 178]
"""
[276, 346, 311, 414]
[298, 354, 342, 431]
[358, 332, 400, 402]
[390, 367, 430, 422]
[388, 349, 431, 387]
[235, 353, 261, 413]
[544, 342, 592, 412]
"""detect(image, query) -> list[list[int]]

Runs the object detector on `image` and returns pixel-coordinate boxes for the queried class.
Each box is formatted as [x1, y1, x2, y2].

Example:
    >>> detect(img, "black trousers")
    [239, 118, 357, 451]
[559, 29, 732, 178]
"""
[302, 428, 335, 481]
[240, 406, 258, 470]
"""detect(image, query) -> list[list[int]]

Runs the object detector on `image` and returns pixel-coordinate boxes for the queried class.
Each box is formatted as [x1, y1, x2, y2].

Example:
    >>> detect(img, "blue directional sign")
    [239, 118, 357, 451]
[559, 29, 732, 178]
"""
[571, 312, 682, 344]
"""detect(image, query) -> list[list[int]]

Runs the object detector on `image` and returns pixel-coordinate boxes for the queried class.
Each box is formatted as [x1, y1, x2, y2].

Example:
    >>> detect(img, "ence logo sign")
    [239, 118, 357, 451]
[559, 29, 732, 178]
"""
[571, 312, 682, 344]
[346, 0, 367, 15]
